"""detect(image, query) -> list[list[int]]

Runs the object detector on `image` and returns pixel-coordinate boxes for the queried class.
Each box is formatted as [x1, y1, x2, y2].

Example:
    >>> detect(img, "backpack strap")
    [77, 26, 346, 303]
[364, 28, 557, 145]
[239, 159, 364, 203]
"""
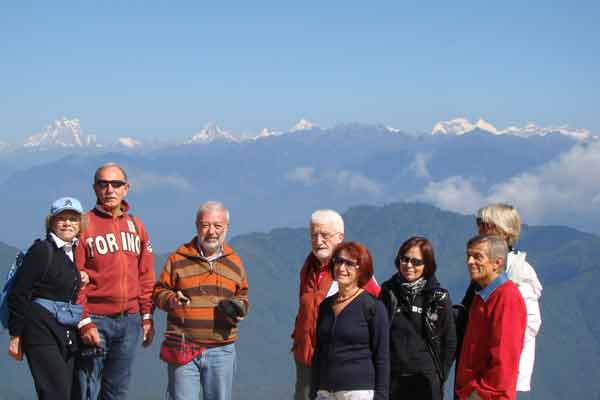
[362, 294, 377, 352]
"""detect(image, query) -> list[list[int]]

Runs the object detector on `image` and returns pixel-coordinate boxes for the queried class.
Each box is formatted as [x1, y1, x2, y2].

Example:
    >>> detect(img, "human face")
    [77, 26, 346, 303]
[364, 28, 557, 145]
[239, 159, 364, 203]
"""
[466, 242, 503, 287]
[93, 166, 129, 213]
[399, 245, 425, 282]
[51, 211, 82, 242]
[196, 209, 228, 256]
[310, 223, 343, 264]
[333, 249, 360, 288]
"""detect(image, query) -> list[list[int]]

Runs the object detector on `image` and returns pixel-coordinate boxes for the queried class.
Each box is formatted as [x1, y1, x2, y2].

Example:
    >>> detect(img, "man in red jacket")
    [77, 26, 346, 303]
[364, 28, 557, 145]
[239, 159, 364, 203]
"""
[75, 163, 155, 400]
[455, 235, 526, 400]
[291, 209, 380, 400]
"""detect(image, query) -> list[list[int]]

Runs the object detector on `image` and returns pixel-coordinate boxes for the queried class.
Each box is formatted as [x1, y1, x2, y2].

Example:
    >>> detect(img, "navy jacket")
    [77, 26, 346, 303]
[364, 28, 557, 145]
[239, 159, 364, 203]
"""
[311, 291, 390, 400]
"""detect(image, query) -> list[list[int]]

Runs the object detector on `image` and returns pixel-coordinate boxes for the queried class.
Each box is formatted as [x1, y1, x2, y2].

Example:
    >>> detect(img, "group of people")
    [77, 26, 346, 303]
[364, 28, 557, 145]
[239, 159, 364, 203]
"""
[6, 163, 248, 400]
[292, 207, 542, 400]
[4, 161, 542, 400]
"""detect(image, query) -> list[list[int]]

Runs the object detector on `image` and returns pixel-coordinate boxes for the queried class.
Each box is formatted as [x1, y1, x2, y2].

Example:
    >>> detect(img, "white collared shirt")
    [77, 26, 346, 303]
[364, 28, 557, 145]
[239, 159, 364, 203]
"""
[49, 232, 79, 262]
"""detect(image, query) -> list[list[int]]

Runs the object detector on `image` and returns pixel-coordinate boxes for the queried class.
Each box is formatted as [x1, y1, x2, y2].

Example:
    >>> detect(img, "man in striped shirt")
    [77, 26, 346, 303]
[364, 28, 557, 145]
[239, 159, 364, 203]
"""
[153, 201, 249, 400]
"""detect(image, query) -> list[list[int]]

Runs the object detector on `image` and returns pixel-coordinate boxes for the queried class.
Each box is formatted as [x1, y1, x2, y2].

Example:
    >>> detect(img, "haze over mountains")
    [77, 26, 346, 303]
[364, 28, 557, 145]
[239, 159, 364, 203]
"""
[0, 203, 598, 399]
[1, 116, 598, 251]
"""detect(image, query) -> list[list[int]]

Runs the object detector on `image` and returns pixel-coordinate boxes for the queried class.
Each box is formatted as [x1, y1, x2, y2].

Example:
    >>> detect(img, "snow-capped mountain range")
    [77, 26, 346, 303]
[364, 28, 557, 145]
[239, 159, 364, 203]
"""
[432, 117, 592, 140]
[0, 116, 594, 154]
[23, 118, 99, 149]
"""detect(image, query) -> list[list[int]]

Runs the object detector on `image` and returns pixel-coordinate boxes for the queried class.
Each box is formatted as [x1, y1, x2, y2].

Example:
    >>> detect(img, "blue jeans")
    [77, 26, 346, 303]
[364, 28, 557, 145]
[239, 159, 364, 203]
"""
[166, 343, 237, 400]
[76, 313, 142, 400]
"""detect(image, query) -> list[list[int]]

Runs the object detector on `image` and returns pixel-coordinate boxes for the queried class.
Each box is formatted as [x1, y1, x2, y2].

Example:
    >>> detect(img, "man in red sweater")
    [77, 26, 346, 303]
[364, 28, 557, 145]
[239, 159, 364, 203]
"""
[75, 163, 155, 400]
[291, 209, 380, 400]
[455, 235, 526, 400]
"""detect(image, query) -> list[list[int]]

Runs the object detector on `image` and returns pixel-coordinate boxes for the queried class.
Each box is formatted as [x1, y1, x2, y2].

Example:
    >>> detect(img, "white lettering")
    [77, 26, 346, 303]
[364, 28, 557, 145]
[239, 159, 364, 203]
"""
[86, 238, 95, 258]
[127, 233, 136, 253]
[95, 236, 108, 255]
[120, 232, 129, 252]
[106, 233, 119, 253]
[135, 236, 141, 254]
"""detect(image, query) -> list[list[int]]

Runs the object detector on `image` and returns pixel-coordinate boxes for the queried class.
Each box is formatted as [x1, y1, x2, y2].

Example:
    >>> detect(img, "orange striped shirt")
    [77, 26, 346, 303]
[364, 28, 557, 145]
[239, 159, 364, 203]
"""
[153, 238, 249, 345]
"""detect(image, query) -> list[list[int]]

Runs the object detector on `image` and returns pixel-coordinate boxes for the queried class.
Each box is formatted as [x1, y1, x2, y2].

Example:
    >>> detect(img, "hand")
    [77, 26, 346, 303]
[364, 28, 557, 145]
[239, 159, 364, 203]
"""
[225, 315, 244, 326]
[81, 326, 102, 347]
[175, 291, 190, 306]
[142, 323, 155, 348]
[467, 391, 481, 400]
[80, 271, 90, 286]
[8, 336, 23, 361]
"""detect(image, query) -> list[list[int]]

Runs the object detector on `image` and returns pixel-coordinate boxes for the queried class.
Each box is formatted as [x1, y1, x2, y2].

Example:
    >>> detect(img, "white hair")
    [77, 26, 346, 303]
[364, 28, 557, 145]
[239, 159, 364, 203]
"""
[477, 203, 522, 247]
[196, 201, 230, 223]
[310, 209, 344, 233]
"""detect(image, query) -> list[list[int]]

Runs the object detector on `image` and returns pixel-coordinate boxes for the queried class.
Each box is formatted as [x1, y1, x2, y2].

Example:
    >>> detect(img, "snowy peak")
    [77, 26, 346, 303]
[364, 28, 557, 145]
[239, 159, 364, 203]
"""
[499, 123, 590, 140]
[186, 123, 238, 144]
[24, 117, 98, 148]
[115, 137, 142, 149]
[432, 117, 497, 135]
[290, 118, 317, 132]
[432, 117, 589, 140]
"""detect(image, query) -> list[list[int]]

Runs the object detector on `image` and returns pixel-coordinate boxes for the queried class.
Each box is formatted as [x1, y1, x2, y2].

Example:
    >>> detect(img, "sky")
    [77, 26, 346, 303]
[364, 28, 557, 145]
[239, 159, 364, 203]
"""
[1, 1, 599, 141]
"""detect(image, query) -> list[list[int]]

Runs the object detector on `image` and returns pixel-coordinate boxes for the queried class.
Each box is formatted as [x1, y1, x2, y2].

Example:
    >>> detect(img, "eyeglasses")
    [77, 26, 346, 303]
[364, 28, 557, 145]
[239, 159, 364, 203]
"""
[95, 180, 128, 189]
[55, 215, 81, 223]
[310, 232, 338, 241]
[399, 255, 425, 267]
[333, 256, 360, 269]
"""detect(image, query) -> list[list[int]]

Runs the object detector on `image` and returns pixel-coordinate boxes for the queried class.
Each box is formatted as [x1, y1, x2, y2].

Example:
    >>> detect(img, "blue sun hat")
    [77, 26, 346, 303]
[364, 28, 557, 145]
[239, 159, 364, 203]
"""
[50, 197, 84, 216]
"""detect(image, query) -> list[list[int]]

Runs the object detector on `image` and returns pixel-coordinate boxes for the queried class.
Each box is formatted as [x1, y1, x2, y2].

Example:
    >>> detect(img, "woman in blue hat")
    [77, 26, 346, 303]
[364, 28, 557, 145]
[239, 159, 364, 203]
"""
[7, 197, 89, 399]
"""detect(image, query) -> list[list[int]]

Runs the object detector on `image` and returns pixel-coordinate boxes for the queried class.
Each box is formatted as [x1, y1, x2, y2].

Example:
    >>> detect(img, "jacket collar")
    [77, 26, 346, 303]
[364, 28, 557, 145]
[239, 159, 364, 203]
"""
[476, 272, 509, 302]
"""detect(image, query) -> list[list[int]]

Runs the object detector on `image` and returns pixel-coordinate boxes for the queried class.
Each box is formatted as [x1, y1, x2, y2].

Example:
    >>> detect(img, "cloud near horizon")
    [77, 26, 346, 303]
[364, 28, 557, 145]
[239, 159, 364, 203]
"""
[130, 173, 194, 192]
[286, 166, 383, 195]
[416, 141, 600, 224]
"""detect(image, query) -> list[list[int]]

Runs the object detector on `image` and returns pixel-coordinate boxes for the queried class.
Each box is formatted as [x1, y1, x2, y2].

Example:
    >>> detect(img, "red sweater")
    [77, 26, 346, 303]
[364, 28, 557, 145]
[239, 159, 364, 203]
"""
[455, 275, 526, 400]
[75, 202, 155, 328]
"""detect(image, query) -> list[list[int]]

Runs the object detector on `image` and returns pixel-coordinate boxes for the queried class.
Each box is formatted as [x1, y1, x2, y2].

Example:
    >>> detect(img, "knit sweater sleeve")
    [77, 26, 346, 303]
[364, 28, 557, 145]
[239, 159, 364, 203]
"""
[152, 255, 178, 312]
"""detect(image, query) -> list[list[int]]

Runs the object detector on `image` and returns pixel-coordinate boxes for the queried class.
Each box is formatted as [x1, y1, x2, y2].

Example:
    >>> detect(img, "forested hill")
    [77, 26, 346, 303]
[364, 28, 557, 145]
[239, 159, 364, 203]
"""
[1, 203, 598, 399]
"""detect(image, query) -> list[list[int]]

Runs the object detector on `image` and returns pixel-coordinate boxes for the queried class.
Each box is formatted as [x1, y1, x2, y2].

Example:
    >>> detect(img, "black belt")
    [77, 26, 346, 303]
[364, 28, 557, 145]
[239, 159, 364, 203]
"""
[103, 311, 133, 319]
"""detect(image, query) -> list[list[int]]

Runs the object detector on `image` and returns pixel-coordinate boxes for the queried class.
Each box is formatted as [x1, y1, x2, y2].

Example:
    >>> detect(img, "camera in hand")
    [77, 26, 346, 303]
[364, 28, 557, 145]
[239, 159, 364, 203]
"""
[79, 346, 105, 358]
[217, 299, 246, 320]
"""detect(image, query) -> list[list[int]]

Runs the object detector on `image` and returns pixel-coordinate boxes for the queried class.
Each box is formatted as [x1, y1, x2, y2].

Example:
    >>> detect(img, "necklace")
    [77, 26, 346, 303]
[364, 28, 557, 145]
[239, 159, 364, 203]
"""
[335, 287, 360, 304]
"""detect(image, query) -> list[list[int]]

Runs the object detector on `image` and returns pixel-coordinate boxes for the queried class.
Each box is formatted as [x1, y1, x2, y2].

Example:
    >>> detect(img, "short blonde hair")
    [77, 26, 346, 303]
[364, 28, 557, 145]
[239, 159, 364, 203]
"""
[310, 209, 344, 234]
[477, 203, 521, 248]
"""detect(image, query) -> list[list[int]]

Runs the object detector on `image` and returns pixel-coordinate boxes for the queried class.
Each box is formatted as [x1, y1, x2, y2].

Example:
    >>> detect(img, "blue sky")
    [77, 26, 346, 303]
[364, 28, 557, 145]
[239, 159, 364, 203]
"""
[1, 1, 598, 140]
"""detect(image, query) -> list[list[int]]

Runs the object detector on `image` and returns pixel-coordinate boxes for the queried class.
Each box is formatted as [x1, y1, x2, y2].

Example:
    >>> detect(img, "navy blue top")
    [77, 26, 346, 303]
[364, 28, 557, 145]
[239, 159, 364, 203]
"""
[311, 291, 390, 400]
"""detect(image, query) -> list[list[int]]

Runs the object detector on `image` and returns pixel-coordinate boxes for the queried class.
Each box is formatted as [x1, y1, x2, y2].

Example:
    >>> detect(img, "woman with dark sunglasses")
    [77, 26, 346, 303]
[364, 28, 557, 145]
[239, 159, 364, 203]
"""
[380, 236, 457, 400]
[311, 241, 389, 400]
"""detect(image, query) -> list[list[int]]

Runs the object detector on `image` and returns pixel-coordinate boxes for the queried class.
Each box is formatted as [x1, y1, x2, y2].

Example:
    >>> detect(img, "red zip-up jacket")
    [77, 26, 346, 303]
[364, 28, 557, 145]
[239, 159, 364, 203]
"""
[75, 201, 155, 331]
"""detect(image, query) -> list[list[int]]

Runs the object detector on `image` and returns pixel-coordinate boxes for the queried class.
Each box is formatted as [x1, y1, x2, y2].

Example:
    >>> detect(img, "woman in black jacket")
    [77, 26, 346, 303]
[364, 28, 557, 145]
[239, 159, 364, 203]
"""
[380, 236, 457, 400]
[7, 197, 88, 399]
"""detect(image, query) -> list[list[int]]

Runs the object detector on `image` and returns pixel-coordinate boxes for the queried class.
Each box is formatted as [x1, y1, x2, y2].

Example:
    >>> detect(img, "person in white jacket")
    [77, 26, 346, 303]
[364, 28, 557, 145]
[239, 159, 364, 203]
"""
[476, 203, 543, 392]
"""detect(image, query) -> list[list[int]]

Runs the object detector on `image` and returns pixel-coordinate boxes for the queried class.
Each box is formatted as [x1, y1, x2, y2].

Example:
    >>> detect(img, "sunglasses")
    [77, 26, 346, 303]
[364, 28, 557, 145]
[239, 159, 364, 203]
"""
[399, 255, 425, 267]
[333, 256, 360, 269]
[95, 180, 128, 189]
